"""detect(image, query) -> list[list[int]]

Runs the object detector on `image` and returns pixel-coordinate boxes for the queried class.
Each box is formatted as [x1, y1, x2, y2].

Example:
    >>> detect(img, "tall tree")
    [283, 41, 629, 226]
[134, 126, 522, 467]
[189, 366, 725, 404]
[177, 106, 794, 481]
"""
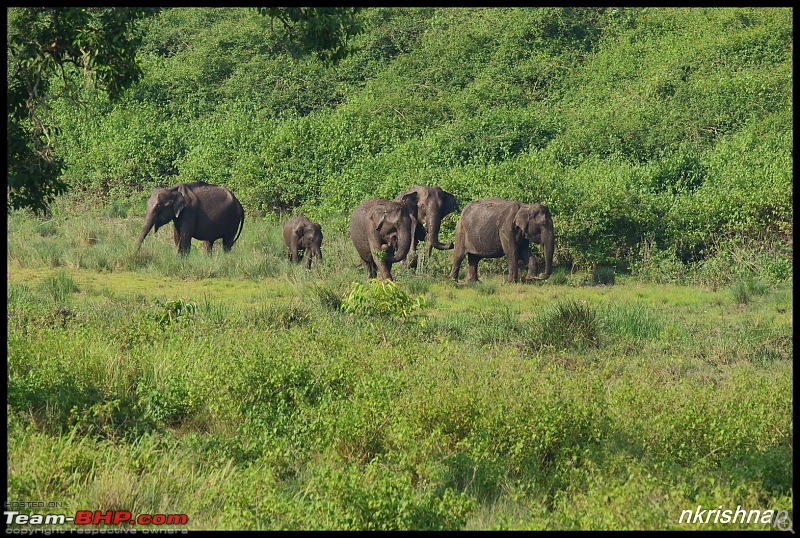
[7, 7, 157, 214]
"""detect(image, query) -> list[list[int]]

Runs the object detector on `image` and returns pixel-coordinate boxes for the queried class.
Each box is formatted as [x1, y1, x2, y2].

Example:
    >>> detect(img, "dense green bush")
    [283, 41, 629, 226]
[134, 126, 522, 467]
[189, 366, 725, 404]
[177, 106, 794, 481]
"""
[45, 7, 792, 277]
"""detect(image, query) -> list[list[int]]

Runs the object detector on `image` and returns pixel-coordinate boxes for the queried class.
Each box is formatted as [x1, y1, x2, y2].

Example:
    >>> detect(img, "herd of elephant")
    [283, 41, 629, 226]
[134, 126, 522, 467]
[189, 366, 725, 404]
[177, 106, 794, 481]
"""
[134, 181, 554, 283]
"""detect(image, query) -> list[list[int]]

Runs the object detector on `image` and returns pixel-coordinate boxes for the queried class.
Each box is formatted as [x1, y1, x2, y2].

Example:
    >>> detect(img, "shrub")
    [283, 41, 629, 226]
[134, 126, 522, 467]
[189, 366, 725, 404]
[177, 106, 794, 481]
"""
[150, 298, 198, 326]
[537, 299, 599, 350]
[341, 279, 426, 321]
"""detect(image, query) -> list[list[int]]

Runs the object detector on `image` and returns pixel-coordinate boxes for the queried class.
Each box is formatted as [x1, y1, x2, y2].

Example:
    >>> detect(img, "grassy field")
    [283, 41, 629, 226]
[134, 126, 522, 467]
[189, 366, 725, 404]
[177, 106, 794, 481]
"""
[6, 208, 793, 530]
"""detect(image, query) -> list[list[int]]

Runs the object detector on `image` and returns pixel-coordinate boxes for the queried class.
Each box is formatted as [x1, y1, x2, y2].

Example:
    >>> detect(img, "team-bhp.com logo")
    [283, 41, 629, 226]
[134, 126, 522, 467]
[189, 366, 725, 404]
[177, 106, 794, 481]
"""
[5, 510, 188, 528]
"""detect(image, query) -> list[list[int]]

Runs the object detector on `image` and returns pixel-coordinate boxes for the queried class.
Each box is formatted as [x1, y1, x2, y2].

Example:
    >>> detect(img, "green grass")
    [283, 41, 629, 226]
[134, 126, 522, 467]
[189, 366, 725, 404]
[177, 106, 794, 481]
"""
[6, 209, 794, 530]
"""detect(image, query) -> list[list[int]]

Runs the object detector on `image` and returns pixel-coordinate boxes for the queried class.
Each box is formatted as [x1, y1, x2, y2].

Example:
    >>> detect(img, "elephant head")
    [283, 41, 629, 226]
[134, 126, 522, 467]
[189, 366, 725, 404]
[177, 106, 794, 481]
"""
[349, 193, 418, 281]
[376, 191, 417, 264]
[301, 222, 323, 263]
[515, 203, 554, 280]
[134, 185, 188, 251]
[395, 185, 459, 256]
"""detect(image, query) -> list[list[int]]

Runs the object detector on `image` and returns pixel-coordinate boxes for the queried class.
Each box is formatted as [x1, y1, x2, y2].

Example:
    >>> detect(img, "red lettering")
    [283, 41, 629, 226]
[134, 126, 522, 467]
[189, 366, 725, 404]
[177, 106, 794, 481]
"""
[74, 511, 93, 525]
[94, 511, 114, 524]
[113, 511, 132, 524]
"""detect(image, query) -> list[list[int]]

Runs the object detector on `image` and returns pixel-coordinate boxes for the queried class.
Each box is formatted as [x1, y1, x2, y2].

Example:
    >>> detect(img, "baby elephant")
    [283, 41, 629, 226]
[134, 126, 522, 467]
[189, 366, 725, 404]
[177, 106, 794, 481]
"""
[283, 214, 323, 269]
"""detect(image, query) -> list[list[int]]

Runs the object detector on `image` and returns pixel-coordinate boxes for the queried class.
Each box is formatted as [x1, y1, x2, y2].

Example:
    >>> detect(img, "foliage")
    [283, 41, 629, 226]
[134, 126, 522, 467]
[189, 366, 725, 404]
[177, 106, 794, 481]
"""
[7, 7, 158, 213]
[32, 7, 796, 273]
[6, 220, 793, 529]
[150, 298, 198, 326]
[341, 279, 427, 320]
[259, 8, 362, 63]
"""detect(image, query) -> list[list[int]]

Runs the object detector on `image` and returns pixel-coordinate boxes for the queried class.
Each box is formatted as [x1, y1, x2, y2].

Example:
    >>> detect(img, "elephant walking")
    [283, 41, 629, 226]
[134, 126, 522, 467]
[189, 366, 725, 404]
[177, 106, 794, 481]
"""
[450, 198, 554, 283]
[394, 185, 459, 269]
[134, 181, 244, 255]
[349, 192, 419, 281]
[283, 214, 323, 269]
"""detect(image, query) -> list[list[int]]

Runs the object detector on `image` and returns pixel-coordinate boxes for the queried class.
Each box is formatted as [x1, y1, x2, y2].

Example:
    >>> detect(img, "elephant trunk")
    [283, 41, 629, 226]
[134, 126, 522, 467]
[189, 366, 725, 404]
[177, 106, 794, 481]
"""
[134, 214, 156, 251]
[307, 245, 322, 269]
[536, 227, 554, 280]
[427, 218, 453, 252]
[388, 225, 413, 264]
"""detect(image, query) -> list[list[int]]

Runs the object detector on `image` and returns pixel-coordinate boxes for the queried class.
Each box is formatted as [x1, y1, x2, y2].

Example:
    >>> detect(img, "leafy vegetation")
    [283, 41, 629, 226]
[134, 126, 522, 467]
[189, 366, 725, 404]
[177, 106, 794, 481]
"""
[39, 7, 792, 274]
[6, 6, 793, 531]
[6, 210, 793, 530]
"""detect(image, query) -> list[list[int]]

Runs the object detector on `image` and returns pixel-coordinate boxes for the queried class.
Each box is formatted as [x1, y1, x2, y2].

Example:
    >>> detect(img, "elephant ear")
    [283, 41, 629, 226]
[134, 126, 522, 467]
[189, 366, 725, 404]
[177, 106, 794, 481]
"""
[443, 191, 459, 214]
[398, 191, 419, 218]
[375, 211, 387, 231]
[174, 185, 189, 218]
[513, 207, 532, 239]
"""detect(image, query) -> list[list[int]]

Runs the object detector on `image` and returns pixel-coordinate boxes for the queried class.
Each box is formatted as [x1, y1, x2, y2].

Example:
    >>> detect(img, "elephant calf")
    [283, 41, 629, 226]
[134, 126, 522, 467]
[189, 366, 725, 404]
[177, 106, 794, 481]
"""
[135, 181, 245, 256]
[450, 197, 554, 283]
[283, 214, 323, 269]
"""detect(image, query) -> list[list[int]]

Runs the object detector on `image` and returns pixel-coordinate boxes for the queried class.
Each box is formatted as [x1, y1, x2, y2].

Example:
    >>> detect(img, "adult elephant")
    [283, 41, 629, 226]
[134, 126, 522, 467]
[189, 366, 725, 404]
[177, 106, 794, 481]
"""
[394, 185, 459, 269]
[450, 197, 554, 284]
[349, 192, 419, 281]
[283, 213, 323, 269]
[134, 181, 244, 255]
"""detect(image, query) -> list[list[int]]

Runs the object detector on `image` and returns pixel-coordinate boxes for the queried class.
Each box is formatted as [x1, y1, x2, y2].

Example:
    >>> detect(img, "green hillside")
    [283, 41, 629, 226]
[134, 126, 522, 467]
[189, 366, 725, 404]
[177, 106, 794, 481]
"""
[46, 7, 792, 274]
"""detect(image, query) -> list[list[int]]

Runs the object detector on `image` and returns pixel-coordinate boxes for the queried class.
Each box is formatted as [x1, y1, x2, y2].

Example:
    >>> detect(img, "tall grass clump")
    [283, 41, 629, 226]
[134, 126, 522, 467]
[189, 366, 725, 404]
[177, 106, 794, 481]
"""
[730, 275, 769, 305]
[591, 265, 615, 285]
[38, 270, 80, 303]
[599, 302, 662, 342]
[537, 299, 599, 350]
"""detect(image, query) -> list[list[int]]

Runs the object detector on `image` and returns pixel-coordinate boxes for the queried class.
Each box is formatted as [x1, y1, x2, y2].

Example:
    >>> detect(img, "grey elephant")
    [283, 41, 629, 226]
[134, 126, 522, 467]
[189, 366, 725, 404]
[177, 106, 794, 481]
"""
[450, 197, 554, 283]
[283, 213, 323, 269]
[134, 181, 245, 255]
[348, 192, 419, 281]
[394, 185, 459, 269]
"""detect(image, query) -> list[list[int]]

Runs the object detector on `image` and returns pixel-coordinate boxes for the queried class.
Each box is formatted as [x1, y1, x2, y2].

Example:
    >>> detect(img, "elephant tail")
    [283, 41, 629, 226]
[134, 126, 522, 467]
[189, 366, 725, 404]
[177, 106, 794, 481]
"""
[232, 209, 245, 246]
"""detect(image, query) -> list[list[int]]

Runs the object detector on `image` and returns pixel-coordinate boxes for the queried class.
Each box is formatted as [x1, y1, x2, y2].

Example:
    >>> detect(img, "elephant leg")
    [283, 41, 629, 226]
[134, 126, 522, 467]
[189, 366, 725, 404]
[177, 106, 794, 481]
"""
[450, 247, 465, 281]
[376, 258, 393, 281]
[505, 251, 520, 283]
[360, 258, 376, 280]
[172, 226, 181, 247]
[178, 229, 192, 255]
[222, 236, 235, 252]
[466, 253, 481, 283]
[522, 248, 537, 282]
[305, 252, 313, 270]
[203, 240, 214, 255]
[408, 252, 419, 271]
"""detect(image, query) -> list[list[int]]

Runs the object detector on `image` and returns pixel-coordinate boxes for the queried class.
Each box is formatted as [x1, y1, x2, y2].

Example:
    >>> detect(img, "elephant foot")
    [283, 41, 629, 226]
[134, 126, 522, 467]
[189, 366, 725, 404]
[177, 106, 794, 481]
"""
[408, 256, 419, 270]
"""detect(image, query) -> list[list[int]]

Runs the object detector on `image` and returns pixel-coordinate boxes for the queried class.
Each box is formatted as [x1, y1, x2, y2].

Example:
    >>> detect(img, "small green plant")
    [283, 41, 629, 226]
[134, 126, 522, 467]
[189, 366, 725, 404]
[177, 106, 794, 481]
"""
[39, 270, 79, 302]
[475, 282, 497, 295]
[151, 298, 198, 326]
[341, 279, 427, 320]
[538, 299, 599, 350]
[592, 265, 616, 285]
[731, 275, 768, 304]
